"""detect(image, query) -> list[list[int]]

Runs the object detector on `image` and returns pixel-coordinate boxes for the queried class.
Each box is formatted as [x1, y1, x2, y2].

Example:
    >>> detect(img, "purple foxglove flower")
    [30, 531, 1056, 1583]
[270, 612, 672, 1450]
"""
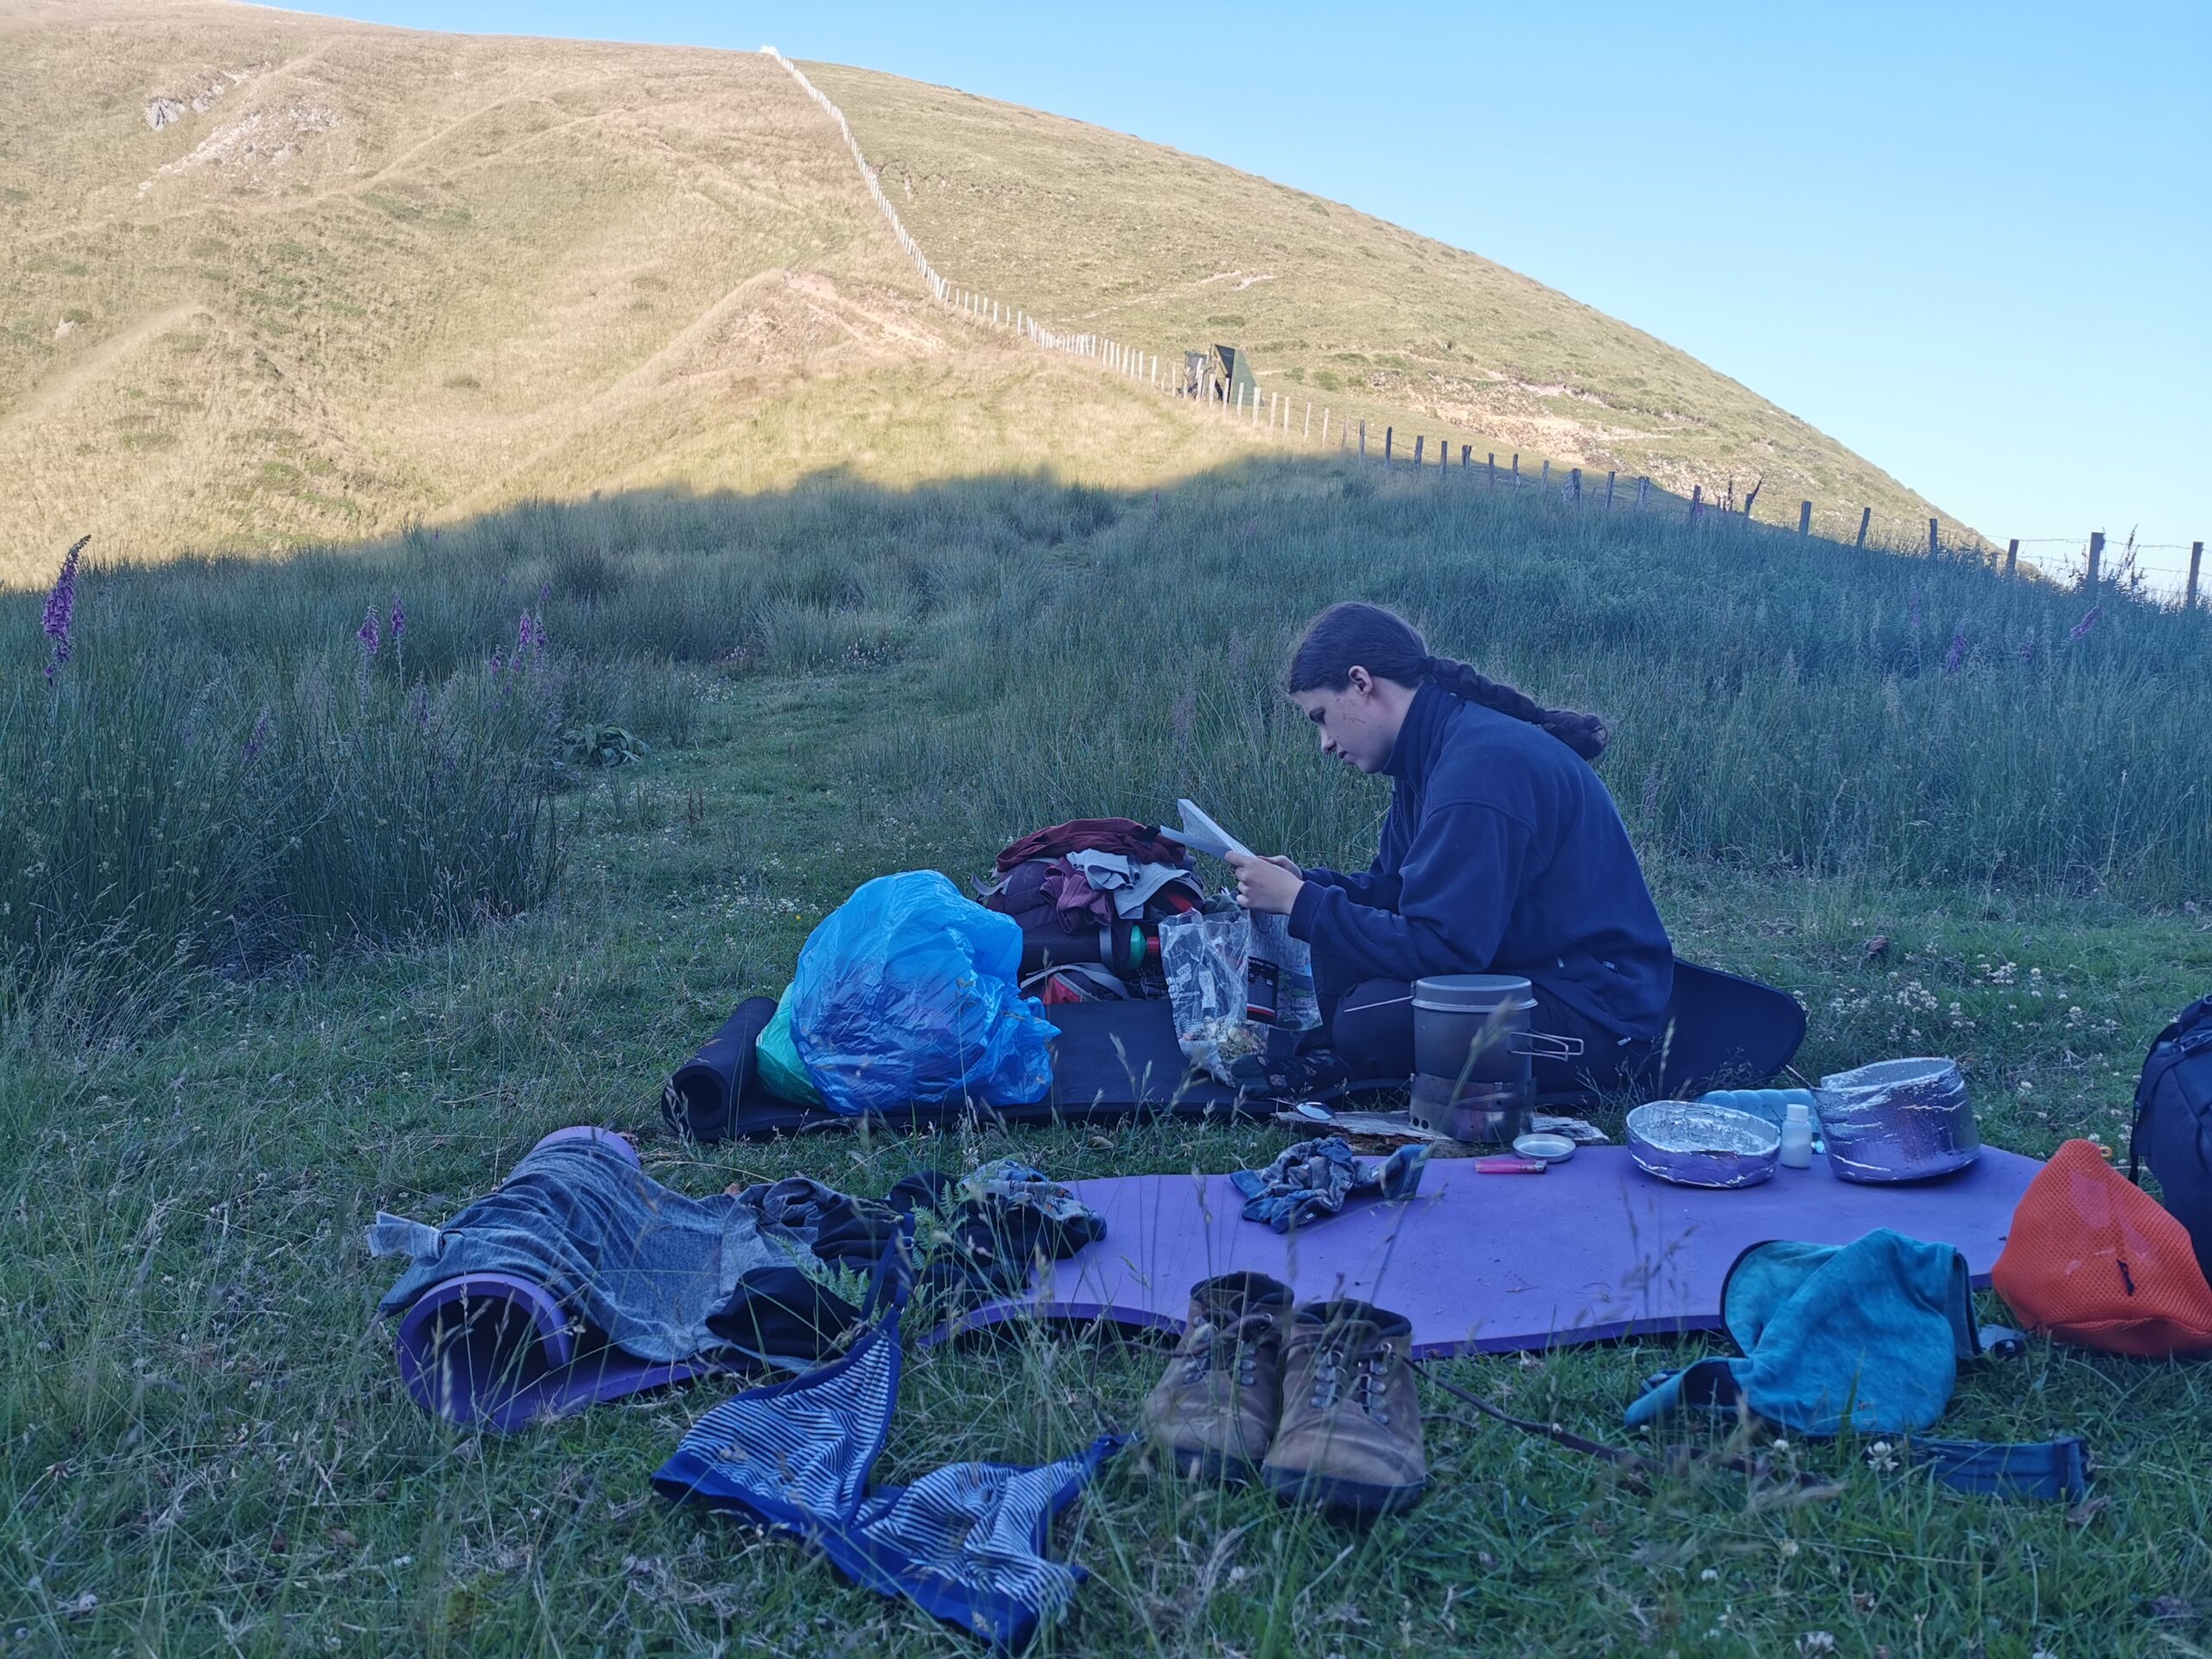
[2069, 605, 2101, 640]
[518, 610, 533, 654]
[490, 648, 505, 674]
[390, 594, 406, 645]
[1942, 627, 1967, 675]
[357, 606, 380, 658]
[41, 535, 86, 683]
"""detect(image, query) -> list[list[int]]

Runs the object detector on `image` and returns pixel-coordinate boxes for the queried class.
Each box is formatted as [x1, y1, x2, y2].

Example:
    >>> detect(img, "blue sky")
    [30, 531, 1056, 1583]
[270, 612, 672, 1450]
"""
[288, 0, 2210, 590]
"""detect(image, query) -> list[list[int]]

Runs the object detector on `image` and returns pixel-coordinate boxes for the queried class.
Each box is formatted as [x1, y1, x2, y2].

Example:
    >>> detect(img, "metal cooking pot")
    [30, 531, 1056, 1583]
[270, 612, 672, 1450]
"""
[1407, 974, 1583, 1143]
[1816, 1057, 1980, 1183]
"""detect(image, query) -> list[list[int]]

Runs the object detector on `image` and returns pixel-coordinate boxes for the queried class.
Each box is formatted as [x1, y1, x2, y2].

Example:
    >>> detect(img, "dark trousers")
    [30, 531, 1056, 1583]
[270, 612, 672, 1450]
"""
[1319, 974, 1650, 1098]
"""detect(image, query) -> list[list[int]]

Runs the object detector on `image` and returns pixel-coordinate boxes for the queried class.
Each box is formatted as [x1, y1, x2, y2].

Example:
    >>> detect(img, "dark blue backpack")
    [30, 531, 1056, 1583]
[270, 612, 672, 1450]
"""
[2129, 995, 2212, 1279]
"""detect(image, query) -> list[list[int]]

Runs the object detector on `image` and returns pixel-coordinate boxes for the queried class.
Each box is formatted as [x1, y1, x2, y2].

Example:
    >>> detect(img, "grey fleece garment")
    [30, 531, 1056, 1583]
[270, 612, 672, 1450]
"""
[367, 1138, 842, 1364]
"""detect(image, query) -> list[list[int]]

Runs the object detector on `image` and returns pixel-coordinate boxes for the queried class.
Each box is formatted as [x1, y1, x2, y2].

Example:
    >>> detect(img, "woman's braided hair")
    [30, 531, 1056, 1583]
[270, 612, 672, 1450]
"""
[1286, 601, 1609, 762]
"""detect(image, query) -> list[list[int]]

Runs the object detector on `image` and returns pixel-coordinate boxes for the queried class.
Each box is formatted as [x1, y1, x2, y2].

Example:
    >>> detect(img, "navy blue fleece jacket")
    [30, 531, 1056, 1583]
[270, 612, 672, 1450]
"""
[1287, 681, 1674, 1042]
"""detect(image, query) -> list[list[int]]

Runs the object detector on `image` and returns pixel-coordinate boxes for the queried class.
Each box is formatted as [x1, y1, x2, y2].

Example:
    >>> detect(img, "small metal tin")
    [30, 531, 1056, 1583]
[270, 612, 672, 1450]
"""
[1512, 1132, 1575, 1163]
[1816, 1058, 1980, 1183]
[1626, 1101, 1782, 1189]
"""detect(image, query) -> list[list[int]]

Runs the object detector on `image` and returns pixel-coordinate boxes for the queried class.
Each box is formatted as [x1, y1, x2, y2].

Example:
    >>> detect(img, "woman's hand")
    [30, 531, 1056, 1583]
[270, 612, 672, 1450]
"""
[1226, 852, 1305, 917]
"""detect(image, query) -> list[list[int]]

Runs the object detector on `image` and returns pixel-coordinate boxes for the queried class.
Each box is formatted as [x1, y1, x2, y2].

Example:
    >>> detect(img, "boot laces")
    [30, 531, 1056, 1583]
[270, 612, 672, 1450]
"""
[1183, 1312, 1274, 1386]
[1309, 1336, 1395, 1423]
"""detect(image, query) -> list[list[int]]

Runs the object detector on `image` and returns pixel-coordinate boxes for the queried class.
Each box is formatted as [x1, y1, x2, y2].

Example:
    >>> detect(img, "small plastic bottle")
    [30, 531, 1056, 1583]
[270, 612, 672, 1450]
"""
[1779, 1102, 1815, 1169]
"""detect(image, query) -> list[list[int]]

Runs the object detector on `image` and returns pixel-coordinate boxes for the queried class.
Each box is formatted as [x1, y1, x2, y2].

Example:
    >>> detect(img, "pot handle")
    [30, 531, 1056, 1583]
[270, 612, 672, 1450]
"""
[1510, 1030, 1586, 1061]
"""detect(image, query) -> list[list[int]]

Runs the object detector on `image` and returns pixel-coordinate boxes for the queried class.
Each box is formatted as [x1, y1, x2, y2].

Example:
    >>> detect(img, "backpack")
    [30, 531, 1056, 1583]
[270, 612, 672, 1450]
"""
[2128, 995, 2212, 1280]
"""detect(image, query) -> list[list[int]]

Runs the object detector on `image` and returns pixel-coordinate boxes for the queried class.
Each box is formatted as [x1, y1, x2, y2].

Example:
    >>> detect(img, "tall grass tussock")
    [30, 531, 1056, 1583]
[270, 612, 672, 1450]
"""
[6, 453, 2203, 1028]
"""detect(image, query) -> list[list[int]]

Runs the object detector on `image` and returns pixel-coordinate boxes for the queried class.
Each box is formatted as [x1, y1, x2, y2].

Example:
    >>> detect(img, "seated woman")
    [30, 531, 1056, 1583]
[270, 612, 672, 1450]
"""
[1227, 601, 1673, 1097]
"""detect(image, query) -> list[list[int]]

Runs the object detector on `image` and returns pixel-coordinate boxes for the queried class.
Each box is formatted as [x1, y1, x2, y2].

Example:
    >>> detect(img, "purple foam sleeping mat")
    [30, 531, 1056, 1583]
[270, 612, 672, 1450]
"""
[932, 1146, 2043, 1359]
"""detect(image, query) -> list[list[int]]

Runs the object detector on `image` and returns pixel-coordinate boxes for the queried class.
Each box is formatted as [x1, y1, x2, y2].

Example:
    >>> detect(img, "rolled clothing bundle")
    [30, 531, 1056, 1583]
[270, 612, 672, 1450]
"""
[661, 995, 779, 1142]
[369, 1131, 847, 1365]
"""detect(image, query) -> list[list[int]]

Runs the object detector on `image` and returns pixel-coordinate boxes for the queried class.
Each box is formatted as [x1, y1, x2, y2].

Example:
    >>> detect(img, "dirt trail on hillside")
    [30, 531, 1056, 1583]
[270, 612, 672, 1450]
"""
[0, 302, 207, 435]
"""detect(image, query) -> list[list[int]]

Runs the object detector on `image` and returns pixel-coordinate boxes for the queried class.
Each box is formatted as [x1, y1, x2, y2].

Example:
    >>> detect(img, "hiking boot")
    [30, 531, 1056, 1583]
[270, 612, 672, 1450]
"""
[1262, 1300, 1427, 1517]
[1141, 1272, 1294, 1481]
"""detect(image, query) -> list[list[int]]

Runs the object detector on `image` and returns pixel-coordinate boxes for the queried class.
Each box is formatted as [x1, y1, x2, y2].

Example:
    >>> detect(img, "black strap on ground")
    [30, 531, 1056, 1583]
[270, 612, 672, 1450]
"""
[1415, 1365, 1832, 1492]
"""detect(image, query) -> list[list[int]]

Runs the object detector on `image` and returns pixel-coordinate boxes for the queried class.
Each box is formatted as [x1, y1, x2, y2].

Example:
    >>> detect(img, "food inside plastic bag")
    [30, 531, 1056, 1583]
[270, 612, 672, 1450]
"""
[1160, 909, 1259, 1084]
[789, 871, 1058, 1117]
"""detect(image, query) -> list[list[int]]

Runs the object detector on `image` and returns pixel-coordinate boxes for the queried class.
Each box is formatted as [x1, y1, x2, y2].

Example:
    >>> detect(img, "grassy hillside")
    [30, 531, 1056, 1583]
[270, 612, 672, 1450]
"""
[810, 60, 1965, 543]
[1, 1, 1961, 587]
[3, 446, 2209, 1656]
[0, 0, 1248, 584]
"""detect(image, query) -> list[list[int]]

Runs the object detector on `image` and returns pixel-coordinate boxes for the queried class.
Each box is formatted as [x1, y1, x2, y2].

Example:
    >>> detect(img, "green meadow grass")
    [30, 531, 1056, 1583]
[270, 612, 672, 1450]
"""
[3, 454, 2210, 1656]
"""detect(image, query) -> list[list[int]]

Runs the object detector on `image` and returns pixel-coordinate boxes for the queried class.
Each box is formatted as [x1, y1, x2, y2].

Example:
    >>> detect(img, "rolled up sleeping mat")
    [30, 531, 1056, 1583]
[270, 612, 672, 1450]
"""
[663, 995, 778, 1143]
[1018, 918, 1107, 976]
[391, 1127, 737, 1431]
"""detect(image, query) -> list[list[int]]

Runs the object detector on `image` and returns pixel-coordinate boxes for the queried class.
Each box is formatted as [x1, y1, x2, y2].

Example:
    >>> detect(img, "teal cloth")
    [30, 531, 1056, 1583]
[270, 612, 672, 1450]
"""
[1625, 1228, 1979, 1437]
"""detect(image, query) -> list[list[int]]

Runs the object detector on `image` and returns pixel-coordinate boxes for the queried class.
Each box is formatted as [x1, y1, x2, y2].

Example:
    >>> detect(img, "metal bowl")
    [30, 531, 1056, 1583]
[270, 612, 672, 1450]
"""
[1817, 1057, 1980, 1183]
[1627, 1101, 1782, 1189]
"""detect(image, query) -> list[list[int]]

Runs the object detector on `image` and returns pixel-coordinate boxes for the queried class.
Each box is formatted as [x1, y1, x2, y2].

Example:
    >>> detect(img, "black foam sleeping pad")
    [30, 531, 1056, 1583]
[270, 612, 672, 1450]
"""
[663, 995, 779, 1144]
[719, 1001, 1253, 1139]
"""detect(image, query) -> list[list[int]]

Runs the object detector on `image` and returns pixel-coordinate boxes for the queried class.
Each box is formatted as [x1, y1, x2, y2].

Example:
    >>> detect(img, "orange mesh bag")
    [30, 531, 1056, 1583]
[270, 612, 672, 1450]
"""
[1992, 1138, 2212, 1357]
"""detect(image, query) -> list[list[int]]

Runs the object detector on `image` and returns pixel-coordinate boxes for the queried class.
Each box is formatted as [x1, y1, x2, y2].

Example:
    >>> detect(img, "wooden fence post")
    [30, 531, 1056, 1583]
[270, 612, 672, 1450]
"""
[1799, 500, 1812, 536]
[2189, 541, 2203, 610]
[2005, 538, 2019, 579]
[1462, 444, 1471, 469]
[1689, 484, 1703, 522]
[1384, 427, 1394, 468]
[1570, 467, 1581, 501]
[1541, 460, 1550, 488]
[1929, 518, 1940, 558]
[1488, 453, 1497, 488]
[2086, 530, 2104, 589]
[1236, 385, 1245, 419]
[1414, 435, 1424, 467]
[1636, 476, 1649, 510]
[1856, 507, 1871, 550]
[1359, 419, 1367, 461]
[1511, 454, 1520, 483]
[1305, 403, 1312, 440]
[1605, 470, 1616, 508]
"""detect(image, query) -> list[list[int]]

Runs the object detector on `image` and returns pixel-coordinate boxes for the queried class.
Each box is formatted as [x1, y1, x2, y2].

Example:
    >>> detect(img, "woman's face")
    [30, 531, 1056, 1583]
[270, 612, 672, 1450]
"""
[1292, 668, 1403, 773]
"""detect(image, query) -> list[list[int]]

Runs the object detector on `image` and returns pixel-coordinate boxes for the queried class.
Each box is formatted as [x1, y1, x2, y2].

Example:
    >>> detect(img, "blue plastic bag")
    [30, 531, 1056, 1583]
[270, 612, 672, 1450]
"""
[790, 871, 1058, 1117]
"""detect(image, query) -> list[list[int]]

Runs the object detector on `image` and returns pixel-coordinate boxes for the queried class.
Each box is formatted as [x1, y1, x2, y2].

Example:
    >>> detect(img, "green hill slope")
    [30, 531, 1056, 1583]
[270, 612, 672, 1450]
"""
[810, 60, 1961, 542]
[0, 1, 1958, 584]
[0, 0, 1238, 582]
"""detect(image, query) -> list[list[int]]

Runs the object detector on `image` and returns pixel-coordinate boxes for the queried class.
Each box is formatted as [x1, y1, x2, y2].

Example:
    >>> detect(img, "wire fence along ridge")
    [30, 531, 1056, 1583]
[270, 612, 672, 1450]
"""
[765, 49, 2204, 613]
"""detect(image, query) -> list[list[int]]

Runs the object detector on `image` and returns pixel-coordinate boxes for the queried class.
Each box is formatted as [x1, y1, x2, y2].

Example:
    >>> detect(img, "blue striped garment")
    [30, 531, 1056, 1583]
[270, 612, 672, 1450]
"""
[653, 1305, 1122, 1649]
